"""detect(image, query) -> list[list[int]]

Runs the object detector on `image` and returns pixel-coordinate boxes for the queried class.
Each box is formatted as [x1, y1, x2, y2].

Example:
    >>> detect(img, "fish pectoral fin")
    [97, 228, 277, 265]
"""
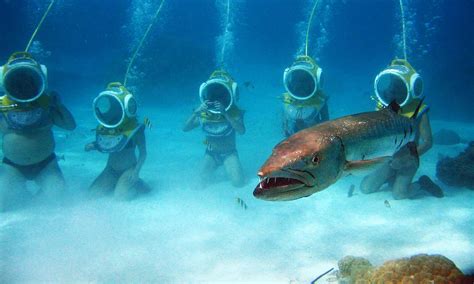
[344, 157, 390, 176]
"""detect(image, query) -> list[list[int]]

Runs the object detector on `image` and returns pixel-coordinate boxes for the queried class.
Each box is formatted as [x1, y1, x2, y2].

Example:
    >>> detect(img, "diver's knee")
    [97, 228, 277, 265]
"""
[135, 179, 152, 195]
[40, 177, 66, 199]
[360, 176, 377, 194]
[392, 185, 410, 200]
[113, 189, 136, 201]
[392, 191, 409, 200]
[113, 183, 137, 201]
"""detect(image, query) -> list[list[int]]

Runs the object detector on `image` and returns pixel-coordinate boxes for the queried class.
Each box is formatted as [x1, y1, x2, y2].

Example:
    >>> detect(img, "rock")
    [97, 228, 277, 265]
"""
[433, 129, 462, 145]
[436, 141, 474, 189]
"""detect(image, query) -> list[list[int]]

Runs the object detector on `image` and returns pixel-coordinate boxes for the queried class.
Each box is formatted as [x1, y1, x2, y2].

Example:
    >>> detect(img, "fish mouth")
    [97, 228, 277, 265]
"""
[253, 176, 309, 201]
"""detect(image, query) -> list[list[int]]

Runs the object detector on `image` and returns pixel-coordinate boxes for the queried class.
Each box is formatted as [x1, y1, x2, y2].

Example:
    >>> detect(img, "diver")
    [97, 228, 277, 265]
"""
[85, 82, 150, 200]
[281, 55, 329, 137]
[360, 59, 442, 199]
[0, 52, 76, 211]
[183, 70, 245, 187]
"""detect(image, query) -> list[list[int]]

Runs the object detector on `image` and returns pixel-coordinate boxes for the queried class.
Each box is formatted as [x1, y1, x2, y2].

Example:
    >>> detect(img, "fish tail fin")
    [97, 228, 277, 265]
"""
[411, 97, 425, 119]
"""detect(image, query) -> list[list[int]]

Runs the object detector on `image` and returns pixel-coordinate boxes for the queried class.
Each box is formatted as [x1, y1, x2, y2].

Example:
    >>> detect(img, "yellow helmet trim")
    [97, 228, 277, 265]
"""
[282, 91, 326, 111]
[374, 58, 423, 107]
[284, 55, 323, 100]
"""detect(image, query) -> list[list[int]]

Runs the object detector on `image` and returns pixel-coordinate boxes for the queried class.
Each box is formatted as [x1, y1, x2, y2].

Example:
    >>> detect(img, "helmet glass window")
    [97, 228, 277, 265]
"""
[204, 82, 231, 112]
[4, 66, 44, 101]
[95, 95, 124, 126]
[412, 76, 423, 97]
[286, 69, 316, 99]
[126, 97, 137, 116]
[376, 73, 408, 105]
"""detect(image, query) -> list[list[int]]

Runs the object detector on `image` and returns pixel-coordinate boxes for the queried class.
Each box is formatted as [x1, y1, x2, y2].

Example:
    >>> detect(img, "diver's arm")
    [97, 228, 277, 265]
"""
[182, 112, 200, 132]
[84, 141, 97, 152]
[134, 128, 147, 175]
[417, 113, 433, 156]
[183, 103, 207, 132]
[224, 111, 245, 135]
[49, 92, 77, 130]
[319, 103, 330, 121]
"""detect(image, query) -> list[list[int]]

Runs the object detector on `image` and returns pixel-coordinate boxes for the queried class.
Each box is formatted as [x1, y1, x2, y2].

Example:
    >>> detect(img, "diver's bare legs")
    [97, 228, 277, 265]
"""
[360, 161, 395, 194]
[114, 168, 140, 201]
[224, 152, 245, 187]
[391, 171, 418, 200]
[392, 155, 420, 199]
[35, 159, 66, 203]
[114, 169, 151, 201]
[89, 167, 119, 197]
[0, 163, 28, 212]
[200, 153, 217, 187]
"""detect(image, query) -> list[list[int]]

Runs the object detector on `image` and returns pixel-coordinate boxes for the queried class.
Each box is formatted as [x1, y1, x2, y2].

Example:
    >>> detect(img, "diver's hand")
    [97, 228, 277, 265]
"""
[49, 91, 62, 107]
[214, 102, 226, 113]
[84, 142, 96, 152]
[128, 169, 140, 184]
[194, 101, 209, 114]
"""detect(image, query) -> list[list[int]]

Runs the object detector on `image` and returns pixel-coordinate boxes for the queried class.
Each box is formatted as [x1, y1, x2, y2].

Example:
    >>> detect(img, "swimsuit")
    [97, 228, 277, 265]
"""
[200, 111, 241, 165]
[285, 105, 325, 136]
[95, 124, 143, 153]
[3, 153, 56, 180]
[205, 148, 237, 166]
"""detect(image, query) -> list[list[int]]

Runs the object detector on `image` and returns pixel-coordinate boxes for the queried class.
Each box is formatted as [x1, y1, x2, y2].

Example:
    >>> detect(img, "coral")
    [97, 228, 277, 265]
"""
[337, 256, 374, 282]
[436, 141, 474, 189]
[338, 254, 463, 284]
[433, 129, 462, 145]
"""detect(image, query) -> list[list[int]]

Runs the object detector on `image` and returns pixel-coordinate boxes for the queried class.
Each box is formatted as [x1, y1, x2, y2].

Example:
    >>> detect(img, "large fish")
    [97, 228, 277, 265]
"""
[254, 102, 423, 201]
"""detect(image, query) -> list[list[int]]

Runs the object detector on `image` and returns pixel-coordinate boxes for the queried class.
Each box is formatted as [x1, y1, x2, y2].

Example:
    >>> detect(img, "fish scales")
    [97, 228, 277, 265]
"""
[324, 110, 415, 161]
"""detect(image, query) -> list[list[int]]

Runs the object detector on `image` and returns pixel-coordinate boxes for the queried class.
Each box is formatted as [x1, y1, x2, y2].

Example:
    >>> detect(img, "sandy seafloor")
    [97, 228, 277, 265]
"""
[0, 98, 473, 283]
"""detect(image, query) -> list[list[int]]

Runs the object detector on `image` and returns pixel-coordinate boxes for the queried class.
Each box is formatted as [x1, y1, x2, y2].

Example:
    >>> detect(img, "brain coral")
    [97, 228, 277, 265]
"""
[337, 254, 463, 284]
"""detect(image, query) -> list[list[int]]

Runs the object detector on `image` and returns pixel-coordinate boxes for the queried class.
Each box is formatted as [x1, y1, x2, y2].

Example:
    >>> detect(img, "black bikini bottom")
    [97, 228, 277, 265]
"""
[205, 149, 237, 166]
[3, 153, 56, 180]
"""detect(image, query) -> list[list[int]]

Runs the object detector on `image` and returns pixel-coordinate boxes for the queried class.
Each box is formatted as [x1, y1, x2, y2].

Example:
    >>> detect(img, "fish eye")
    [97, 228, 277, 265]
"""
[311, 153, 320, 165]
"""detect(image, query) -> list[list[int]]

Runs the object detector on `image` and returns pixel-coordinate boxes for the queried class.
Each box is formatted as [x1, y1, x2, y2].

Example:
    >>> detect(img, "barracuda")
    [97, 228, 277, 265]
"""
[254, 102, 423, 201]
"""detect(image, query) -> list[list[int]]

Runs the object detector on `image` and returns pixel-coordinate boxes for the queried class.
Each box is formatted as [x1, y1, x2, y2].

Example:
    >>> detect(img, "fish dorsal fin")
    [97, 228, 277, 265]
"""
[344, 157, 390, 176]
[411, 97, 425, 119]
[387, 100, 401, 113]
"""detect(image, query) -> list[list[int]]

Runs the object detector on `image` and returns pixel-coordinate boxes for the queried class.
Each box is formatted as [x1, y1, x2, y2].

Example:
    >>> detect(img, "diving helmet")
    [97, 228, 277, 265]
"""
[199, 70, 238, 114]
[283, 55, 323, 100]
[93, 82, 138, 128]
[0, 52, 48, 103]
[374, 59, 423, 107]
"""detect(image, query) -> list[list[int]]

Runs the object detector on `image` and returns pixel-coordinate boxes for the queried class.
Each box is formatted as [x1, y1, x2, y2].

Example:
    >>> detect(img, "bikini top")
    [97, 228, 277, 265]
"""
[199, 106, 242, 137]
[0, 94, 52, 131]
[95, 120, 143, 153]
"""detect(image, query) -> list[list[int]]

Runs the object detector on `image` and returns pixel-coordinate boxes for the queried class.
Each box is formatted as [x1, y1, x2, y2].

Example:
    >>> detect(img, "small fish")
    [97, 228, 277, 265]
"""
[348, 184, 355, 197]
[144, 117, 153, 130]
[236, 197, 248, 210]
[56, 154, 65, 162]
[384, 200, 391, 208]
[243, 81, 255, 90]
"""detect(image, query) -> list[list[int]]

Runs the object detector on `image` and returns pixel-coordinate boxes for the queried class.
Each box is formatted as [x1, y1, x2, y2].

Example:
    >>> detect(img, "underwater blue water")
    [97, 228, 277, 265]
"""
[0, 0, 473, 282]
